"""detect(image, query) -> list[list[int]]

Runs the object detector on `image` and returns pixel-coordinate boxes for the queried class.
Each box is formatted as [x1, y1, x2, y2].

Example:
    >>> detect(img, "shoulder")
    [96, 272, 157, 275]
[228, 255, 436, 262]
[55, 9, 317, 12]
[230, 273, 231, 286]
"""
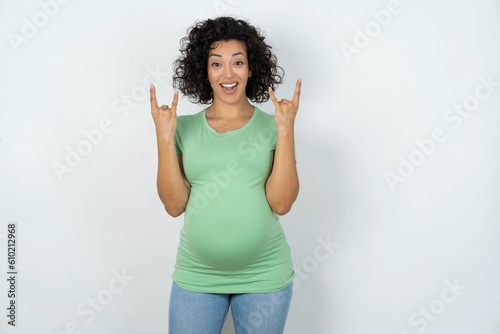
[254, 106, 273, 120]
[252, 107, 276, 133]
[176, 109, 205, 131]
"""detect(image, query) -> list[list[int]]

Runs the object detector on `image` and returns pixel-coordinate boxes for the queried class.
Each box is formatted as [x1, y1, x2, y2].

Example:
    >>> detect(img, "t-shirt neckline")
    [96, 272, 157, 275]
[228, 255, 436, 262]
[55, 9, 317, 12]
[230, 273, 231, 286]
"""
[203, 106, 258, 136]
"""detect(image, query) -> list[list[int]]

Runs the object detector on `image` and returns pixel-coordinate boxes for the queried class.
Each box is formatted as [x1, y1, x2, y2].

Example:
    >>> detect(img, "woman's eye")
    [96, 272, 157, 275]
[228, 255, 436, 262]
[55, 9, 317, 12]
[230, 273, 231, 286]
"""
[234, 61, 244, 66]
[211, 62, 220, 67]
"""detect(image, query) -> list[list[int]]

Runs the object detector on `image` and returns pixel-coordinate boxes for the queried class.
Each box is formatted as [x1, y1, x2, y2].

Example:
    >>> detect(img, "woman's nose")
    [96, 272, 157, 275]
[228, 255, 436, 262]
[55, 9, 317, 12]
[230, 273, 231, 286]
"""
[222, 65, 234, 78]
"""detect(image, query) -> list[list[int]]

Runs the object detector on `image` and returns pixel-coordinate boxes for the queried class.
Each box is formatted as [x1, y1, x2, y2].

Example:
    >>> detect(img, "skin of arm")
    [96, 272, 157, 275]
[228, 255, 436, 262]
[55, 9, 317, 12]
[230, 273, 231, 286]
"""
[155, 143, 190, 217]
[265, 130, 299, 215]
[151, 85, 190, 217]
[265, 79, 302, 215]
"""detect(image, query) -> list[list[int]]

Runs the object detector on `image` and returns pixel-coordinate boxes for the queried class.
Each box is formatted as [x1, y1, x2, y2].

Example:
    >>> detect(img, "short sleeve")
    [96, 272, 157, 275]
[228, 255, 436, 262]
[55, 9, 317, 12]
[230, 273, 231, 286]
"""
[174, 117, 184, 156]
[175, 134, 182, 156]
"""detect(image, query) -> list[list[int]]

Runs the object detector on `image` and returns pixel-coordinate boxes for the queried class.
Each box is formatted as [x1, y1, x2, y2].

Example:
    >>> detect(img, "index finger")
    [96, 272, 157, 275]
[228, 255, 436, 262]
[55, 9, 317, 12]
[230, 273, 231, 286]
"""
[150, 84, 159, 109]
[292, 78, 302, 105]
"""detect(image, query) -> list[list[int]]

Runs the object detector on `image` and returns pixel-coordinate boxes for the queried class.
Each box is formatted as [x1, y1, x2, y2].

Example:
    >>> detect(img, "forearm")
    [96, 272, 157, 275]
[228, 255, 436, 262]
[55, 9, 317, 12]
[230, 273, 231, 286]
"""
[265, 130, 299, 215]
[156, 137, 190, 217]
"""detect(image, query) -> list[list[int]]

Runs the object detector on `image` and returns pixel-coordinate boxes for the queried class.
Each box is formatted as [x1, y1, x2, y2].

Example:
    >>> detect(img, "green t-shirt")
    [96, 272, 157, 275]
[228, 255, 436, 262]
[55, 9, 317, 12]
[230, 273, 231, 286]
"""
[172, 106, 294, 293]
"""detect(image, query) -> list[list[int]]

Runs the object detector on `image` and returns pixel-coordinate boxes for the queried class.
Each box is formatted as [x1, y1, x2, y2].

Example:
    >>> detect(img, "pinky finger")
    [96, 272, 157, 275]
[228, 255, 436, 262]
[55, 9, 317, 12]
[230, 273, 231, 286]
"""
[268, 87, 279, 106]
[150, 84, 159, 109]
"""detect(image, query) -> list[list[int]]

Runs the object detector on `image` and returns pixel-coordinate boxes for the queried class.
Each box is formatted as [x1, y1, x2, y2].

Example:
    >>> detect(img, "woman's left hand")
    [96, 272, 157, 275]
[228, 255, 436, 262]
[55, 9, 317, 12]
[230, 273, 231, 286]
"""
[268, 78, 302, 133]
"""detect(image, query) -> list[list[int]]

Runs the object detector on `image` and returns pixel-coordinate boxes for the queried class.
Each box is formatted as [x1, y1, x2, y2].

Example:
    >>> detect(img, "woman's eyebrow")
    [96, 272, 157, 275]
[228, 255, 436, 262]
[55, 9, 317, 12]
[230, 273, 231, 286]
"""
[209, 52, 245, 58]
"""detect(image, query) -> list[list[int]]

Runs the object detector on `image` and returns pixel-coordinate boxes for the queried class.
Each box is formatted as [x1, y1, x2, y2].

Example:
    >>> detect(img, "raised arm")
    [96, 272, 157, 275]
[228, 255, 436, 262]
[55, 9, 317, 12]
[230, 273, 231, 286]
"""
[150, 84, 190, 217]
[265, 79, 302, 215]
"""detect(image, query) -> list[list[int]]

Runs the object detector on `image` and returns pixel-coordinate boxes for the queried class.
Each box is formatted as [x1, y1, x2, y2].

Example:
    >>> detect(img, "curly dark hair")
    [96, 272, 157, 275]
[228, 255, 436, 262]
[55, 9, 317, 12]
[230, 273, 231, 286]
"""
[172, 16, 284, 104]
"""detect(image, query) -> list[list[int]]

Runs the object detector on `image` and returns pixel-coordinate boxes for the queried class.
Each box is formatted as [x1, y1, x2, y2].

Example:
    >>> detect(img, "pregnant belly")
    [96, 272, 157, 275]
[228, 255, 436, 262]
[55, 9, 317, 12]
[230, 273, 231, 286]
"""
[182, 197, 277, 270]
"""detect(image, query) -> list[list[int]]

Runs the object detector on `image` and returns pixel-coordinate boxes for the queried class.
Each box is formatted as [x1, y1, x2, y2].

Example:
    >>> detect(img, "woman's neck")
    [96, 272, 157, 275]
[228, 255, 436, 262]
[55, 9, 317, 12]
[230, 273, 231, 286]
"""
[207, 99, 254, 120]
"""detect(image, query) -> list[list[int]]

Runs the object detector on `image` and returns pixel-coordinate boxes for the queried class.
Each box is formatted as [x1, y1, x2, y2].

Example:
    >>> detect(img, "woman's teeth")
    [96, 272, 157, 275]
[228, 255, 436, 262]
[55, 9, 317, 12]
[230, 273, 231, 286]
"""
[221, 83, 237, 88]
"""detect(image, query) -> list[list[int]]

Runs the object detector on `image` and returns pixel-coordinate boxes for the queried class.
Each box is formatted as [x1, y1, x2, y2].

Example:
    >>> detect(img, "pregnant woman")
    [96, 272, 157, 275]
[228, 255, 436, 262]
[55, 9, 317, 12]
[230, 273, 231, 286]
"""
[150, 16, 301, 334]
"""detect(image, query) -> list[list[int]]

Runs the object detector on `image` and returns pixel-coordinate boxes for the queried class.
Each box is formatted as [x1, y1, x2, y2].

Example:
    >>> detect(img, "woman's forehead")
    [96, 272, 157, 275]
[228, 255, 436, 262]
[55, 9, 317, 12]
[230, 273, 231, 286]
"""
[210, 40, 247, 53]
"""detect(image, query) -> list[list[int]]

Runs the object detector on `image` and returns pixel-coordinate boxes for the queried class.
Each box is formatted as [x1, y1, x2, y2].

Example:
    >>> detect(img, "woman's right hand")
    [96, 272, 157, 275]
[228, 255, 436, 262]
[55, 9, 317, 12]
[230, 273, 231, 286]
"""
[150, 84, 179, 140]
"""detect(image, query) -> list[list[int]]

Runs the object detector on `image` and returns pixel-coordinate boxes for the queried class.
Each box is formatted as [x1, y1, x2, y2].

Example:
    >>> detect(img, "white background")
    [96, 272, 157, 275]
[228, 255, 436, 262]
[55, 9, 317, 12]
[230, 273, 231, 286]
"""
[1, 0, 500, 333]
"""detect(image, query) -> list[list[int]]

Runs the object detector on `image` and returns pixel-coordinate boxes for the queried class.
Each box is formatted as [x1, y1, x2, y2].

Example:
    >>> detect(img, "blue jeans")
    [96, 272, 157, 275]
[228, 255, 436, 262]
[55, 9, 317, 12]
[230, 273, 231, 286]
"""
[169, 282, 293, 334]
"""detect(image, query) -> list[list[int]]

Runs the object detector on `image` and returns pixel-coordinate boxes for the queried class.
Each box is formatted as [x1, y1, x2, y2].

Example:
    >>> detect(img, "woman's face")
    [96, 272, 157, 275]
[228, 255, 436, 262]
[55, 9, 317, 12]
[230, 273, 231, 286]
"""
[207, 39, 252, 105]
